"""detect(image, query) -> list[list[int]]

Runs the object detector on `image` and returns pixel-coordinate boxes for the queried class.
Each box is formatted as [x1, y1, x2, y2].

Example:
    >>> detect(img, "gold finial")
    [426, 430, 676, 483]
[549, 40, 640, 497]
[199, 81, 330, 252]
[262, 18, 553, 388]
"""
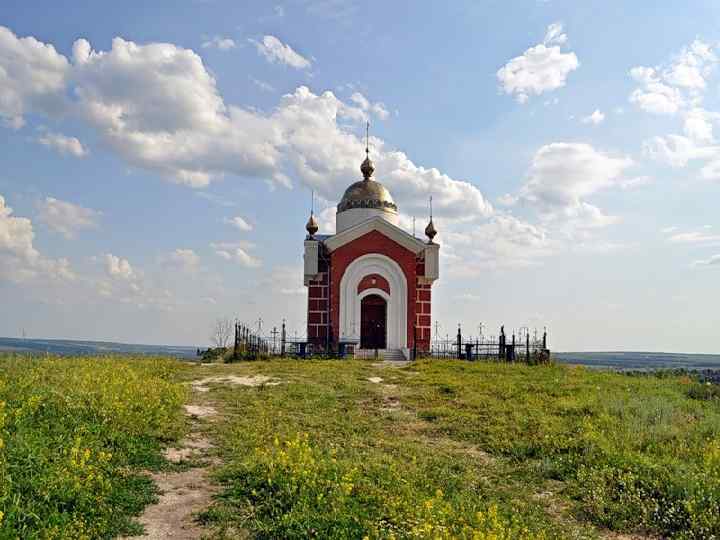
[306, 212, 318, 237]
[360, 120, 375, 180]
[425, 195, 437, 242]
[306, 190, 318, 237]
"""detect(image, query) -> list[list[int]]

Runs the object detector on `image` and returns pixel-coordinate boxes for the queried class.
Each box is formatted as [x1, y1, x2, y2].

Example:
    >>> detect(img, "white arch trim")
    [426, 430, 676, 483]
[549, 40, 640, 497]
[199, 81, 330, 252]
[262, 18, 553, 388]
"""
[339, 254, 407, 349]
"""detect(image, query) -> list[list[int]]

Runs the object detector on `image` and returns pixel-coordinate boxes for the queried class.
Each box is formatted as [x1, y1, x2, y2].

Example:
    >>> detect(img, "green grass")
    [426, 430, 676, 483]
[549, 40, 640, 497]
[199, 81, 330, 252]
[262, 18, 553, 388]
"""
[190, 359, 720, 539]
[0, 355, 188, 539]
[2, 355, 718, 539]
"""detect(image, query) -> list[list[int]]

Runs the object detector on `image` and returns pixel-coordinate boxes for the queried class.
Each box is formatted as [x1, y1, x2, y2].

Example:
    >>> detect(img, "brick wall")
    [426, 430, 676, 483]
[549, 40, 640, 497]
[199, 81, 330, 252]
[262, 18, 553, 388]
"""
[329, 230, 417, 347]
[306, 244, 330, 349]
[415, 257, 432, 351]
[357, 273, 390, 295]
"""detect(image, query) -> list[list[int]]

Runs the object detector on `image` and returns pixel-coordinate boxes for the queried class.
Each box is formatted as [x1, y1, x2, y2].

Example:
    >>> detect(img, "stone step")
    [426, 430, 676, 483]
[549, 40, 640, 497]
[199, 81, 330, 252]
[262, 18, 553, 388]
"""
[355, 348, 407, 360]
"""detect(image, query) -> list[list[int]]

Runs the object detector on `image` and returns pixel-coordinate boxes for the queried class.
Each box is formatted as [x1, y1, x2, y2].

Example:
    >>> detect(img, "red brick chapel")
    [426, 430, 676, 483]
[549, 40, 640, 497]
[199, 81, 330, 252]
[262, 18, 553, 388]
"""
[303, 145, 439, 360]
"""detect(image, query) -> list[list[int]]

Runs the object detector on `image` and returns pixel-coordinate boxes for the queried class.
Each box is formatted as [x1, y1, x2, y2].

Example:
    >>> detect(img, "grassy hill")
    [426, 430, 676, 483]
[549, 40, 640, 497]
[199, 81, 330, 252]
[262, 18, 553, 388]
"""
[1, 355, 718, 538]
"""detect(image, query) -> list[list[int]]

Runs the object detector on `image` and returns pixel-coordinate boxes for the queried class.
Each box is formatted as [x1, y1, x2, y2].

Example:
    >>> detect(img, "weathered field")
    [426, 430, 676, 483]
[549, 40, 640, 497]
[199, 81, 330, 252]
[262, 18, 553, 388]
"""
[1, 355, 719, 539]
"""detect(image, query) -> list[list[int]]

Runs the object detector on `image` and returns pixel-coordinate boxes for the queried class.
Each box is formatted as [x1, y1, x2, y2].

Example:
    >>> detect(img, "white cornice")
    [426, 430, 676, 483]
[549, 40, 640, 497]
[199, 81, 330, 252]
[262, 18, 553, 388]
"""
[323, 216, 427, 254]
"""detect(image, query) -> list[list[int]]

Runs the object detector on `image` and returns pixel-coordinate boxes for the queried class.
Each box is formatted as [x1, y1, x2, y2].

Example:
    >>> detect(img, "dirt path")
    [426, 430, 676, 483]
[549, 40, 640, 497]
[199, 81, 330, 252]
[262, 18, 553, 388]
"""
[124, 391, 221, 539]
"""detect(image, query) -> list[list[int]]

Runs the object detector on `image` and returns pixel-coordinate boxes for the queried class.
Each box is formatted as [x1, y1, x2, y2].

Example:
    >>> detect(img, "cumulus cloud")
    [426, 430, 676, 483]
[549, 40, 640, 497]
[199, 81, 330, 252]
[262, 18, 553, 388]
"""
[161, 248, 200, 272]
[201, 36, 236, 50]
[211, 241, 261, 268]
[350, 92, 389, 120]
[0, 26, 623, 270]
[251, 35, 311, 69]
[629, 40, 717, 116]
[223, 216, 253, 231]
[514, 143, 632, 227]
[0, 27, 493, 224]
[38, 197, 100, 238]
[629, 67, 685, 115]
[581, 109, 605, 125]
[441, 214, 555, 271]
[497, 22, 579, 103]
[36, 130, 88, 157]
[94, 253, 175, 309]
[643, 134, 720, 169]
[0, 26, 69, 128]
[0, 194, 74, 282]
[105, 253, 136, 280]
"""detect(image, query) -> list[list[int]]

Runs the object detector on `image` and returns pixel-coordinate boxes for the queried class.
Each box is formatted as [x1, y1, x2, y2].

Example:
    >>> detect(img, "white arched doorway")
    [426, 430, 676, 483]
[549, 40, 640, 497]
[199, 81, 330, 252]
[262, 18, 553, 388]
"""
[339, 254, 408, 349]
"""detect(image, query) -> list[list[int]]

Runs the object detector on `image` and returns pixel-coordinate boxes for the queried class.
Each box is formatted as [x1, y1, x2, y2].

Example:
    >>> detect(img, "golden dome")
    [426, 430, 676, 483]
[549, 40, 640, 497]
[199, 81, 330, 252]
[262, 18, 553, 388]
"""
[337, 178, 397, 214]
[337, 152, 397, 214]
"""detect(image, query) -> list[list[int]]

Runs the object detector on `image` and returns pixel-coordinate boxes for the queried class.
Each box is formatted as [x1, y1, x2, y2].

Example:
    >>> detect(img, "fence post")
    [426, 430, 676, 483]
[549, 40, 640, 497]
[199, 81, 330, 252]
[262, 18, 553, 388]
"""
[233, 322, 238, 360]
[281, 319, 286, 357]
[456, 324, 462, 359]
[499, 326, 505, 361]
[526, 332, 530, 364]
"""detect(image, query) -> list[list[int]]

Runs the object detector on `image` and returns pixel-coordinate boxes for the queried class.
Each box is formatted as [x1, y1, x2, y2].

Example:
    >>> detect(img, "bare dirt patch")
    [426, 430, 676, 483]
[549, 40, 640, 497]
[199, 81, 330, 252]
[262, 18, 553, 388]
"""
[130, 468, 218, 539]
[127, 398, 224, 538]
[371, 361, 411, 368]
[183, 405, 217, 418]
[191, 375, 282, 393]
[163, 436, 215, 464]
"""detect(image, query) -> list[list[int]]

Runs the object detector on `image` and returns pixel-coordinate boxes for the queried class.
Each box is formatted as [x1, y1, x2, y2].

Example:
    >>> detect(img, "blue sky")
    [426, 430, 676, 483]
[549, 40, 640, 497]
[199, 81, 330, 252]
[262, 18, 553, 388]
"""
[1, 1, 719, 351]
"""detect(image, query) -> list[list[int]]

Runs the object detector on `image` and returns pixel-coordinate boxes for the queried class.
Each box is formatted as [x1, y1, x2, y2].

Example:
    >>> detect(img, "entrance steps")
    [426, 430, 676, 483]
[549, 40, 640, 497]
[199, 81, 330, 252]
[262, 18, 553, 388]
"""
[355, 348, 407, 361]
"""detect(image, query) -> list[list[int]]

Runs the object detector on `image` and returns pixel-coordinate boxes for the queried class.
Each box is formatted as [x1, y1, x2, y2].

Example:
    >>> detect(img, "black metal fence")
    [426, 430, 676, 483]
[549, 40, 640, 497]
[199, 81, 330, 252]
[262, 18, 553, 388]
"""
[232, 322, 272, 360]
[428, 326, 550, 364]
[227, 319, 549, 365]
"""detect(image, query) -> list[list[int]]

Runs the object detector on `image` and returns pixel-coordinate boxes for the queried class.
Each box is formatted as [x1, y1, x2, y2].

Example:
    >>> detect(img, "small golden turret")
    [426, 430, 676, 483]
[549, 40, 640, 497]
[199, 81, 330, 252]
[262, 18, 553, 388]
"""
[425, 218, 437, 243]
[306, 212, 318, 238]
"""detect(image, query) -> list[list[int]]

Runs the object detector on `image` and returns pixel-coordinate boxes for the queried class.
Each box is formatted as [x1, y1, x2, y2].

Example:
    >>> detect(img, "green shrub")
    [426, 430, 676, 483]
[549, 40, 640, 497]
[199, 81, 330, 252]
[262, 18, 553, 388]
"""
[687, 382, 720, 401]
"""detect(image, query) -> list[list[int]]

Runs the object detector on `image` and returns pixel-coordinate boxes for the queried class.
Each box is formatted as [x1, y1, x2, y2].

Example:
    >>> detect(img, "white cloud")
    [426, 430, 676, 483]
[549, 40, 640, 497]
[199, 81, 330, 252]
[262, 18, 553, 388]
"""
[619, 175, 654, 190]
[497, 22, 579, 103]
[441, 214, 555, 271]
[250, 76, 275, 92]
[251, 35, 311, 69]
[0, 194, 74, 282]
[543, 22, 568, 46]
[663, 40, 716, 90]
[0, 28, 493, 224]
[105, 253, 136, 280]
[667, 230, 720, 245]
[161, 248, 200, 273]
[683, 108, 718, 142]
[0, 26, 69, 128]
[643, 134, 720, 168]
[38, 197, 100, 238]
[36, 130, 89, 157]
[581, 109, 605, 125]
[350, 92, 389, 120]
[629, 41, 717, 116]
[202, 36, 236, 51]
[211, 241, 261, 268]
[693, 254, 720, 267]
[224, 215, 253, 231]
[629, 67, 684, 115]
[515, 143, 632, 227]
[94, 253, 175, 309]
